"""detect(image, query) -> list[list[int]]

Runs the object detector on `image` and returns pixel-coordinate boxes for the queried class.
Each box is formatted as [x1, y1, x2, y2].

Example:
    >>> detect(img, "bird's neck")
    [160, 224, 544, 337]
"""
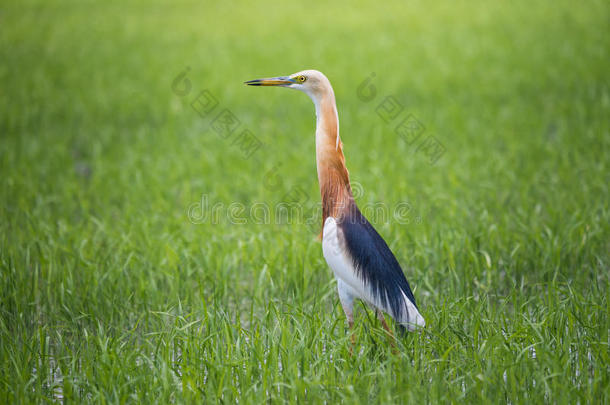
[313, 90, 353, 225]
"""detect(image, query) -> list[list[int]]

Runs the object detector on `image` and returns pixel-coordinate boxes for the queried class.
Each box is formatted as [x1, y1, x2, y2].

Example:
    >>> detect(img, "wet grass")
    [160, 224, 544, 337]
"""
[1, 0, 609, 403]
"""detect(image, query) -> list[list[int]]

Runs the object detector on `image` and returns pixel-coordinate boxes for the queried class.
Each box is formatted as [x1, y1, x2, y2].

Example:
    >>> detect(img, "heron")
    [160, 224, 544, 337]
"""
[245, 70, 425, 345]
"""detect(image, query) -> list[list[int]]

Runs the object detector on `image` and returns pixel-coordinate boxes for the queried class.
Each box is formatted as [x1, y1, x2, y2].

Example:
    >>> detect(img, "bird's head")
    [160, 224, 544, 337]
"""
[245, 69, 333, 103]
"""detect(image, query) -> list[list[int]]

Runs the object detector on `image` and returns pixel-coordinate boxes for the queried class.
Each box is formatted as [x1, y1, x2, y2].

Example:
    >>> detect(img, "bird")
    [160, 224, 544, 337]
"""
[245, 70, 425, 343]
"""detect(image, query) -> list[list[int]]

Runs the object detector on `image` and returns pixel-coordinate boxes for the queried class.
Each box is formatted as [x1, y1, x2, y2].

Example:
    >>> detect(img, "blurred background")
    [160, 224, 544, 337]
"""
[1, 0, 608, 402]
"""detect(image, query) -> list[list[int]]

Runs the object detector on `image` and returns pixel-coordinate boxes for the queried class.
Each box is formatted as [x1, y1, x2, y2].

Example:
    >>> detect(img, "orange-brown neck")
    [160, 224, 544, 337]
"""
[314, 90, 353, 228]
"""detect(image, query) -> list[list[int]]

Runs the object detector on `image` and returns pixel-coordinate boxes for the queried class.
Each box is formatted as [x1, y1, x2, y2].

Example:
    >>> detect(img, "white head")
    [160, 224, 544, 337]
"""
[245, 69, 334, 105]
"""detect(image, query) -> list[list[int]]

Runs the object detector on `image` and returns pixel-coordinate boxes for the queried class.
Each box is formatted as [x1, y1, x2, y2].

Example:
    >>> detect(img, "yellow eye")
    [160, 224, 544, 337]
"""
[298, 75, 306, 83]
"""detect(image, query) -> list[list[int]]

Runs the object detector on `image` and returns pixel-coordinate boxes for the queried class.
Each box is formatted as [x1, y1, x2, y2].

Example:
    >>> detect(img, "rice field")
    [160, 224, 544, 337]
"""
[0, 0, 608, 403]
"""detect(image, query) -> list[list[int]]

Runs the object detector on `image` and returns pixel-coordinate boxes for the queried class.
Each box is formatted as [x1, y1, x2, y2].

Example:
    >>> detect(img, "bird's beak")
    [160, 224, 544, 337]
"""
[244, 76, 295, 86]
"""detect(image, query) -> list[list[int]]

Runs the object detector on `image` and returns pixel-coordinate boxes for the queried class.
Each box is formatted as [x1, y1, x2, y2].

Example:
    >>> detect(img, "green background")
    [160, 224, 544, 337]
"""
[1, 0, 608, 403]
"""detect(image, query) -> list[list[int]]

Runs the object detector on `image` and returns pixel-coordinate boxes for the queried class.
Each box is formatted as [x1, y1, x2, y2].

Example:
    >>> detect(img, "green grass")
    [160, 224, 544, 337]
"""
[1, 0, 609, 403]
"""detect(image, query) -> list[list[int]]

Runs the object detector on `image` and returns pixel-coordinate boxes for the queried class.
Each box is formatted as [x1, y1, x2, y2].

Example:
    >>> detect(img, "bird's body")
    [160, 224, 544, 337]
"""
[246, 70, 425, 336]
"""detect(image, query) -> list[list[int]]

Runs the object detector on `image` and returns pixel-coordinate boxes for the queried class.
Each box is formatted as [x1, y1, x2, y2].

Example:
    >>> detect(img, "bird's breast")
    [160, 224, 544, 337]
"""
[322, 217, 373, 304]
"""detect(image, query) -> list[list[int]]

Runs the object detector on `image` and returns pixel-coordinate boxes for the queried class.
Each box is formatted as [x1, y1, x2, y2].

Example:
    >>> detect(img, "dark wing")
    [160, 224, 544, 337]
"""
[338, 203, 418, 321]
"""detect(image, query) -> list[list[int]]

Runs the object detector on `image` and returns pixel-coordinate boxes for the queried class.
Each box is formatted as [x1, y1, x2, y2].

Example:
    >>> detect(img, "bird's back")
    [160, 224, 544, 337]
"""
[322, 201, 425, 330]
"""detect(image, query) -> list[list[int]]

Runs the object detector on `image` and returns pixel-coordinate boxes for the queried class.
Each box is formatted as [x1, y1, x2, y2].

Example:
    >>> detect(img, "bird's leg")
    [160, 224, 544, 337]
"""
[337, 280, 356, 355]
[340, 303, 355, 355]
[377, 309, 392, 335]
[347, 314, 355, 354]
[376, 309, 398, 353]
